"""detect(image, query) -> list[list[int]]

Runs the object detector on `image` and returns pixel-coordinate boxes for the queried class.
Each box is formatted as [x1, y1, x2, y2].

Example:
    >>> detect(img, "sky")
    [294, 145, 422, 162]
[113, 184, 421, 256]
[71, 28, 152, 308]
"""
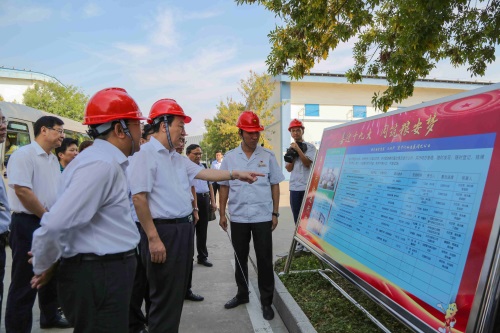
[1, 0, 499, 135]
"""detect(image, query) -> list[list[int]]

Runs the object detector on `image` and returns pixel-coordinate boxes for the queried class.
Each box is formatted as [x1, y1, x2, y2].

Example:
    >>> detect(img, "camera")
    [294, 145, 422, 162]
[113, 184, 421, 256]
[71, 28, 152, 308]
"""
[284, 141, 307, 163]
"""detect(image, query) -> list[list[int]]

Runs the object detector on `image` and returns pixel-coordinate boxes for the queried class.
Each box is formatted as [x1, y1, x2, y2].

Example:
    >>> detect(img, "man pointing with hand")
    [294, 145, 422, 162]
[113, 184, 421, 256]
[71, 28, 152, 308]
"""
[128, 100, 262, 333]
[219, 111, 285, 321]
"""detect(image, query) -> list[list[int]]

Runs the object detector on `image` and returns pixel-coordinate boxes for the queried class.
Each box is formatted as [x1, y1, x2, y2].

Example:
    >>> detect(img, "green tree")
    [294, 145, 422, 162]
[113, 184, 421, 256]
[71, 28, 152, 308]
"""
[201, 98, 245, 160]
[201, 71, 282, 160]
[23, 81, 88, 121]
[0, 94, 4, 101]
[236, 0, 499, 111]
[239, 70, 278, 129]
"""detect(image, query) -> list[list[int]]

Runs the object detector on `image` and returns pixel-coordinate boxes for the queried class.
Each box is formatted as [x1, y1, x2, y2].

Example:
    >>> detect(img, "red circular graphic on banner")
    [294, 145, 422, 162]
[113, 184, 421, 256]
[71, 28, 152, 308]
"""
[437, 93, 497, 116]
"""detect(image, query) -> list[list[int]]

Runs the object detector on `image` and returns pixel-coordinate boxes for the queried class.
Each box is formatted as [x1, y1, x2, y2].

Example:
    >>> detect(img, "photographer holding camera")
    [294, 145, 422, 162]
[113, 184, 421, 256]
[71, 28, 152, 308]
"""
[285, 119, 317, 251]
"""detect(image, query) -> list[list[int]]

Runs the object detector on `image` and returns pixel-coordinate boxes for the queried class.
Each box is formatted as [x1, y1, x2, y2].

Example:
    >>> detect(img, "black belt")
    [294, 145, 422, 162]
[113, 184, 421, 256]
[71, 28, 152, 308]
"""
[62, 249, 136, 263]
[153, 215, 193, 225]
[12, 212, 37, 217]
[196, 192, 210, 198]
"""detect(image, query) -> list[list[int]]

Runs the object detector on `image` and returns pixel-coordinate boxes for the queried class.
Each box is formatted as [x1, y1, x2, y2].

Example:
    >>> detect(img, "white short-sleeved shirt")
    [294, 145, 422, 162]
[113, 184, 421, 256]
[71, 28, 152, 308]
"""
[193, 163, 209, 193]
[128, 137, 203, 219]
[129, 187, 139, 222]
[211, 160, 222, 170]
[172, 152, 196, 202]
[32, 139, 140, 274]
[176, 151, 196, 201]
[219, 144, 284, 223]
[7, 141, 61, 213]
[0, 179, 11, 233]
[289, 142, 317, 191]
[210, 159, 222, 184]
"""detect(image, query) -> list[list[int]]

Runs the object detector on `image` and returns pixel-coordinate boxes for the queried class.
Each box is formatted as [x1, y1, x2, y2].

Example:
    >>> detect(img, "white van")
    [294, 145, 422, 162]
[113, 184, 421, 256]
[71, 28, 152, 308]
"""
[0, 101, 90, 176]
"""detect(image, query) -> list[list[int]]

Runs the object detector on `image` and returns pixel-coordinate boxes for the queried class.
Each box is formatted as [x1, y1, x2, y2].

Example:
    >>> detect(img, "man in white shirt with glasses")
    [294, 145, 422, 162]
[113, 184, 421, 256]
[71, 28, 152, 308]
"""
[6, 115, 69, 332]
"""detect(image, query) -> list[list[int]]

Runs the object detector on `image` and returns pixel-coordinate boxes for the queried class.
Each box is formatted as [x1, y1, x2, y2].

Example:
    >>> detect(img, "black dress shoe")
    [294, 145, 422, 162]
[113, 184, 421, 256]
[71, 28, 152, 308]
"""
[185, 290, 204, 301]
[40, 314, 71, 329]
[197, 259, 213, 267]
[262, 305, 275, 320]
[224, 296, 249, 309]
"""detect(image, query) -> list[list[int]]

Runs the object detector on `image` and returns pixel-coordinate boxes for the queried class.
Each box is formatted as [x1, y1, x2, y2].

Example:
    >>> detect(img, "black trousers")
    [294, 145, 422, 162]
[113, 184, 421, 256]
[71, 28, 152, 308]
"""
[0, 231, 8, 330]
[58, 254, 136, 333]
[195, 193, 210, 261]
[129, 223, 150, 333]
[5, 213, 59, 333]
[212, 183, 220, 201]
[230, 221, 274, 306]
[143, 221, 194, 333]
[290, 190, 306, 224]
[187, 193, 209, 292]
[186, 257, 194, 293]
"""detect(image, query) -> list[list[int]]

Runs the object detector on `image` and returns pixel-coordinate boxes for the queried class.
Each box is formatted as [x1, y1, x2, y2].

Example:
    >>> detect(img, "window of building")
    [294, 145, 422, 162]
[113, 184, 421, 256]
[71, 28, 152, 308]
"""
[305, 104, 320, 117]
[353, 105, 367, 118]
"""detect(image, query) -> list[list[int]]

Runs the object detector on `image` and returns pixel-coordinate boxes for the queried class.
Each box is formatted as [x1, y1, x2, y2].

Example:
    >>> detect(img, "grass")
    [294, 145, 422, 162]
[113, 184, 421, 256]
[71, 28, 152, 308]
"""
[274, 252, 413, 333]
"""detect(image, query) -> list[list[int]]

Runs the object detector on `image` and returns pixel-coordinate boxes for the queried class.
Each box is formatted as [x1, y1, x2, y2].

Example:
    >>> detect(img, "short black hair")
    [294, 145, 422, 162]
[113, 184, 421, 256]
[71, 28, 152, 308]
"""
[55, 138, 78, 160]
[34, 116, 64, 137]
[88, 119, 135, 140]
[150, 115, 174, 134]
[78, 140, 93, 152]
[186, 144, 201, 155]
[142, 124, 153, 140]
[215, 150, 222, 154]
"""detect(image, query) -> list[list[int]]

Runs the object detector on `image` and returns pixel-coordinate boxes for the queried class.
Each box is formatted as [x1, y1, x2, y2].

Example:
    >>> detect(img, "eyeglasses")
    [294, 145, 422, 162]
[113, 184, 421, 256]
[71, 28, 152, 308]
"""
[47, 127, 65, 135]
[0, 118, 8, 125]
[190, 152, 203, 156]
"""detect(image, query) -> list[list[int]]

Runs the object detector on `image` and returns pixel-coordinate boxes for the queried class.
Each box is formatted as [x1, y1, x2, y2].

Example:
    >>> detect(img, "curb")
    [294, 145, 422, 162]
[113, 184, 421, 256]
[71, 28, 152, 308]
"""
[273, 271, 317, 333]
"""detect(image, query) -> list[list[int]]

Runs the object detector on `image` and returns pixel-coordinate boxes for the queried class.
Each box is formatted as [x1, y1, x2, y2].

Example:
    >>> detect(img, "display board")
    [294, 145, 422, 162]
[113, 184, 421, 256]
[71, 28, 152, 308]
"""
[296, 84, 500, 333]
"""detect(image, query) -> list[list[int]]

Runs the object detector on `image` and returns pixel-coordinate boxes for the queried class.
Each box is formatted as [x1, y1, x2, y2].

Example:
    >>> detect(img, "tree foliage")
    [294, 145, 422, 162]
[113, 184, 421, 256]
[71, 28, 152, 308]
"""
[236, 0, 499, 111]
[23, 81, 88, 121]
[201, 98, 245, 160]
[201, 71, 281, 160]
[0, 94, 4, 102]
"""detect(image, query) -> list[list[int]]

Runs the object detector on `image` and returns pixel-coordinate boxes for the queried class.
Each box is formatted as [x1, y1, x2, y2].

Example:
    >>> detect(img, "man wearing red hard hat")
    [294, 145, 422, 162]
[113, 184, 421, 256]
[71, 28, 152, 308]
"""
[30, 87, 145, 332]
[128, 99, 263, 333]
[219, 111, 285, 321]
[285, 119, 317, 251]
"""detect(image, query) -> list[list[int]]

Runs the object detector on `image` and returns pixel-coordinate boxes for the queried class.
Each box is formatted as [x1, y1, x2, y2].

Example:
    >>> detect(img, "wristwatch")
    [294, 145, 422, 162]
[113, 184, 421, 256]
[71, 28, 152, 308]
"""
[193, 207, 199, 211]
[272, 212, 280, 218]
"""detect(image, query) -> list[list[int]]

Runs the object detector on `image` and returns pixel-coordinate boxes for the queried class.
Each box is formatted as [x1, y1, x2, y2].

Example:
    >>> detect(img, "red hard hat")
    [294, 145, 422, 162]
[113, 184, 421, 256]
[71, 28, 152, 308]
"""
[236, 111, 264, 132]
[147, 99, 192, 124]
[83, 88, 146, 125]
[288, 118, 304, 131]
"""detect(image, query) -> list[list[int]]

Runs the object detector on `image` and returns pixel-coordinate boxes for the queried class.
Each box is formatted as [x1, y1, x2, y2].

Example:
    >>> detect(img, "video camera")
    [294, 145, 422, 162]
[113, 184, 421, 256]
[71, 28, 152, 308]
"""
[284, 141, 307, 163]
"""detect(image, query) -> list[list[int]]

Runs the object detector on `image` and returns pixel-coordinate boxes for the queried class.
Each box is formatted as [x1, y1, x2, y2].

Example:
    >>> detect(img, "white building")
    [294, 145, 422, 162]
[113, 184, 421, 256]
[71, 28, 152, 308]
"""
[0, 67, 62, 102]
[265, 73, 492, 178]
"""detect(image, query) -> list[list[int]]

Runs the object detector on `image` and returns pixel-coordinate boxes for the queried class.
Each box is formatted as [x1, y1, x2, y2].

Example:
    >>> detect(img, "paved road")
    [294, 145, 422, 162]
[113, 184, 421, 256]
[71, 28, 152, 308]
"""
[1, 182, 297, 333]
